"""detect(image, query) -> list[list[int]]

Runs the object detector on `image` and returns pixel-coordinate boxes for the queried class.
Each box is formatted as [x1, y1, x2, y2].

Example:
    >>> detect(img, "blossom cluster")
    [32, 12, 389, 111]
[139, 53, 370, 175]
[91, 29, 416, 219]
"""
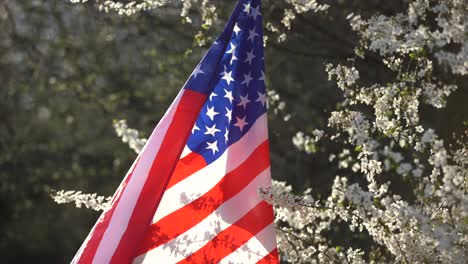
[113, 119, 147, 154]
[51, 190, 111, 211]
[66, 0, 329, 45]
[267, 89, 291, 122]
[292, 129, 323, 154]
[286, 0, 467, 262]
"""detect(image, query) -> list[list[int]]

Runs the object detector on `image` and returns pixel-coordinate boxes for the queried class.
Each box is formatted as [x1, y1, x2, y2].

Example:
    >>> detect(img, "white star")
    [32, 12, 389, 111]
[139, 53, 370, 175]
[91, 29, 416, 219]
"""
[243, 2, 251, 15]
[192, 124, 200, 134]
[233, 23, 241, 36]
[244, 49, 256, 65]
[259, 70, 265, 81]
[224, 128, 229, 143]
[209, 92, 218, 101]
[226, 42, 237, 54]
[206, 106, 219, 121]
[224, 89, 234, 103]
[250, 5, 261, 20]
[222, 70, 234, 85]
[256, 91, 267, 107]
[247, 27, 259, 43]
[225, 107, 232, 123]
[192, 64, 204, 79]
[206, 140, 219, 154]
[230, 54, 238, 65]
[204, 124, 221, 136]
[234, 115, 249, 132]
[241, 71, 253, 87]
[220, 65, 228, 76]
[238, 94, 251, 109]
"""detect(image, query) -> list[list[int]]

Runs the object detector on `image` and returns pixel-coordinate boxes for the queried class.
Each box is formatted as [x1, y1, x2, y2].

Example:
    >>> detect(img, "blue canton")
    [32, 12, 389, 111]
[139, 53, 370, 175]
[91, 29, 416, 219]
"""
[183, 0, 266, 164]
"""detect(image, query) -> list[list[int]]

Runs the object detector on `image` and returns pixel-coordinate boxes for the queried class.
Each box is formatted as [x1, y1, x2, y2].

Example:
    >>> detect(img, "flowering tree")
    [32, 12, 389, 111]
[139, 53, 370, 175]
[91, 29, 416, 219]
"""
[53, 0, 467, 263]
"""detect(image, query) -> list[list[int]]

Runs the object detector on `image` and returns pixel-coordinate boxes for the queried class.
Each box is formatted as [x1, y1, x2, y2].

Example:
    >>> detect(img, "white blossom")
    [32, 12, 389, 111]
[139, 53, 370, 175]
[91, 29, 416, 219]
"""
[113, 119, 147, 154]
[51, 190, 111, 211]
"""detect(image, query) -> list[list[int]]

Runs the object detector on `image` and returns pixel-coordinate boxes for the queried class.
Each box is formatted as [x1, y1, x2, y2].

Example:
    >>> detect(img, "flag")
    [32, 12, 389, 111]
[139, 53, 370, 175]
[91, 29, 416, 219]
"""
[72, 0, 278, 263]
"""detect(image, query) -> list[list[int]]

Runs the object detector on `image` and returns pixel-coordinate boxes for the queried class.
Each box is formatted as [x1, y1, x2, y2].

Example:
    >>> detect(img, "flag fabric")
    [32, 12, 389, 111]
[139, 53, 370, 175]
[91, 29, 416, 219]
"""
[72, 0, 278, 263]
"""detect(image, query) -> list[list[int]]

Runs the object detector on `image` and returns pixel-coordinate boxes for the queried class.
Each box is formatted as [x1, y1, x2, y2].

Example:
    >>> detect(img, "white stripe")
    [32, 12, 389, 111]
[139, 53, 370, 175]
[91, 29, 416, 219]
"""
[90, 90, 185, 264]
[71, 160, 139, 264]
[180, 145, 192, 159]
[218, 223, 277, 264]
[134, 167, 272, 263]
[152, 113, 268, 224]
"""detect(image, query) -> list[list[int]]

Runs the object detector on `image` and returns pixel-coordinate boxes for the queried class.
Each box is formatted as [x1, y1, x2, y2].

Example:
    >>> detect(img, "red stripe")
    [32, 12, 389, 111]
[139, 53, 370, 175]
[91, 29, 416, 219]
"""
[75, 158, 140, 264]
[178, 201, 275, 264]
[136, 140, 270, 256]
[166, 151, 207, 189]
[257, 248, 280, 264]
[109, 90, 207, 264]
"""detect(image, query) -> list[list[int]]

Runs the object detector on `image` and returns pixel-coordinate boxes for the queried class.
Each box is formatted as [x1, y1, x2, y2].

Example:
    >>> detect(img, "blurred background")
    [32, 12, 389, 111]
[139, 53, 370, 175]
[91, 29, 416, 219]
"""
[0, 0, 465, 262]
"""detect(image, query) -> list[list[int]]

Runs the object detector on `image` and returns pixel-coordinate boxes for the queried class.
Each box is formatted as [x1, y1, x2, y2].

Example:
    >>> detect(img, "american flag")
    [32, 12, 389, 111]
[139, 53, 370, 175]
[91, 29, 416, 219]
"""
[72, 0, 278, 263]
